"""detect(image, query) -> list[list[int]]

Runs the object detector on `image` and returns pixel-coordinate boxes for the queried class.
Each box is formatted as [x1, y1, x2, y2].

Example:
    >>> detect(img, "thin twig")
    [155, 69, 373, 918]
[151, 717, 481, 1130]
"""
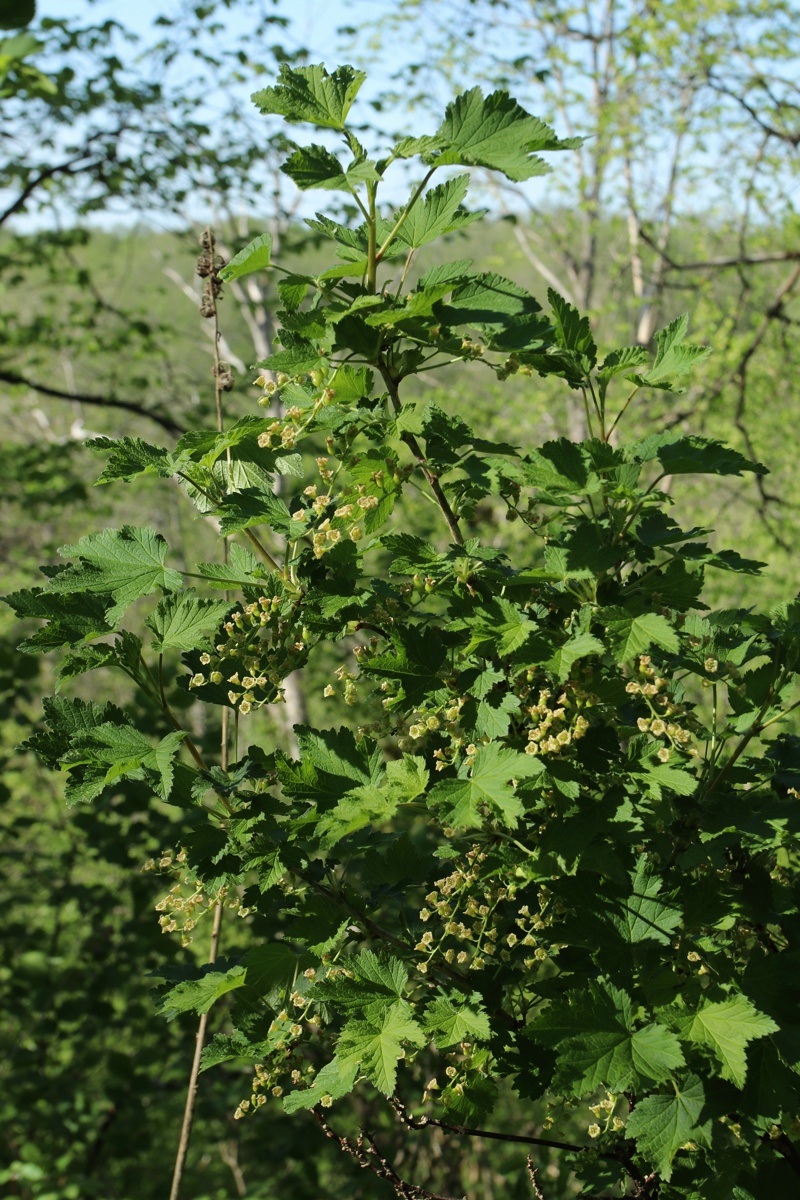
[527, 1158, 546, 1200]
[168, 898, 224, 1200]
[391, 1100, 646, 1184]
[377, 362, 464, 546]
[169, 227, 232, 1200]
[313, 1111, 460, 1200]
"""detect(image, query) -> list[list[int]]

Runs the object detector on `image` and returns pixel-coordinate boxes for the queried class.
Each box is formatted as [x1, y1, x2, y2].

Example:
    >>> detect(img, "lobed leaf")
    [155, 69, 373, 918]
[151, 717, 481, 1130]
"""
[418, 87, 582, 181]
[626, 1075, 710, 1181]
[47, 526, 182, 624]
[251, 63, 366, 131]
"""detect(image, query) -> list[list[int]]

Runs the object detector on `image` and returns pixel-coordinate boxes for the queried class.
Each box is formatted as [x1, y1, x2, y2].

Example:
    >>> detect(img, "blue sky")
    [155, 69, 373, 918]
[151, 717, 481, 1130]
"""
[24, 0, 424, 226]
[37, 0, 393, 65]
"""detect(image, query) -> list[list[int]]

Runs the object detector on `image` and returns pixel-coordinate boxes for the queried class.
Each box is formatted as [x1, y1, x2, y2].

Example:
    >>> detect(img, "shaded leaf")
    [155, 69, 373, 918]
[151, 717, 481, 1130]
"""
[626, 1075, 709, 1181]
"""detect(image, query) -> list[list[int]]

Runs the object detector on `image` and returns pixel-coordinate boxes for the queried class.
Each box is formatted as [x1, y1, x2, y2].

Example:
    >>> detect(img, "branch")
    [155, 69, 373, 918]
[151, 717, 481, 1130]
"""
[168, 899, 224, 1200]
[730, 258, 800, 543]
[773, 1132, 800, 1179]
[0, 152, 99, 227]
[392, 1102, 588, 1155]
[527, 1158, 546, 1200]
[162, 267, 247, 373]
[313, 1111, 459, 1200]
[706, 74, 800, 147]
[636, 229, 800, 272]
[391, 1100, 647, 1185]
[377, 363, 464, 547]
[0, 368, 185, 436]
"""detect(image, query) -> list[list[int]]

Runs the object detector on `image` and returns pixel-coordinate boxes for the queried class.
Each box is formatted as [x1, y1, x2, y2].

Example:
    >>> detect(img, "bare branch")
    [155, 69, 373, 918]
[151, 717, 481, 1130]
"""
[391, 1100, 588, 1155]
[0, 368, 185, 436]
[168, 900, 224, 1200]
[390, 1099, 648, 1188]
[636, 231, 800, 272]
[1, 153, 98, 227]
[313, 1111, 460, 1200]
[706, 73, 800, 147]
[527, 1157, 546, 1199]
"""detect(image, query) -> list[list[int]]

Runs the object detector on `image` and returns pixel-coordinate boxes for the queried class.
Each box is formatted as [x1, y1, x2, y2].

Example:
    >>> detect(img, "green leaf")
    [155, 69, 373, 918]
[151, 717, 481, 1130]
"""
[337, 1003, 425, 1095]
[641, 762, 698, 799]
[215, 488, 296, 538]
[67, 721, 187, 802]
[254, 344, 326, 376]
[219, 233, 272, 282]
[87, 436, 173, 484]
[0, 10, 37, 36]
[195, 544, 262, 589]
[48, 526, 182, 624]
[55, 644, 116, 688]
[145, 591, 232, 653]
[674, 995, 778, 1088]
[655, 435, 766, 478]
[625, 1075, 709, 1181]
[423, 991, 491, 1048]
[19, 695, 118, 768]
[474, 691, 521, 739]
[327, 365, 373, 404]
[277, 274, 310, 311]
[427, 742, 538, 829]
[158, 964, 247, 1020]
[362, 626, 446, 705]
[423, 87, 582, 181]
[393, 175, 482, 250]
[317, 783, 401, 847]
[186, 415, 278, 467]
[466, 597, 537, 656]
[149, 730, 187, 800]
[642, 314, 712, 391]
[547, 632, 604, 682]
[251, 63, 366, 131]
[283, 1056, 359, 1113]
[613, 857, 683, 946]
[437, 271, 542, 332]
[597, 346, 650, 397]
[533, 983, 685, 1094]
[5, 588, 112, 653]
[241, 943, 303, 998]
[385, 754, 430, 801]
[282, 144, 379, 191]
[523, 439, 591, 495]
[601, 608, 680, 661]
[547, 289, 596, 369]
[298, 727, 384, 787]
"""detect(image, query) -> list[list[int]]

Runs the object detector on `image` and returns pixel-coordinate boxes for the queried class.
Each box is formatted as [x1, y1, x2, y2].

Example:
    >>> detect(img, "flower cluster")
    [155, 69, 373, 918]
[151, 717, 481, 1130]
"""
[233, 977, 319, 1120]
[625, 655, 692, 760]
[421, 1040, 492, 1110]
[523, 685, 590, 756]
[233, 1004, 316, 1120]
[143, 853, 251, 946]
[310, 488, 379, 558]
[414, 849, 554, 974]
[188, 595, 309, 714]
[587, 1092, 626, 1138]
[323, 663, 360, 706]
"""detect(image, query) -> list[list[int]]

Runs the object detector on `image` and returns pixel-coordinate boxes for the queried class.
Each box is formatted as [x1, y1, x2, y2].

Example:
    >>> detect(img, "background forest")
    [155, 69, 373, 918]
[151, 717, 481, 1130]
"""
[1, 0, 799, 1197]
